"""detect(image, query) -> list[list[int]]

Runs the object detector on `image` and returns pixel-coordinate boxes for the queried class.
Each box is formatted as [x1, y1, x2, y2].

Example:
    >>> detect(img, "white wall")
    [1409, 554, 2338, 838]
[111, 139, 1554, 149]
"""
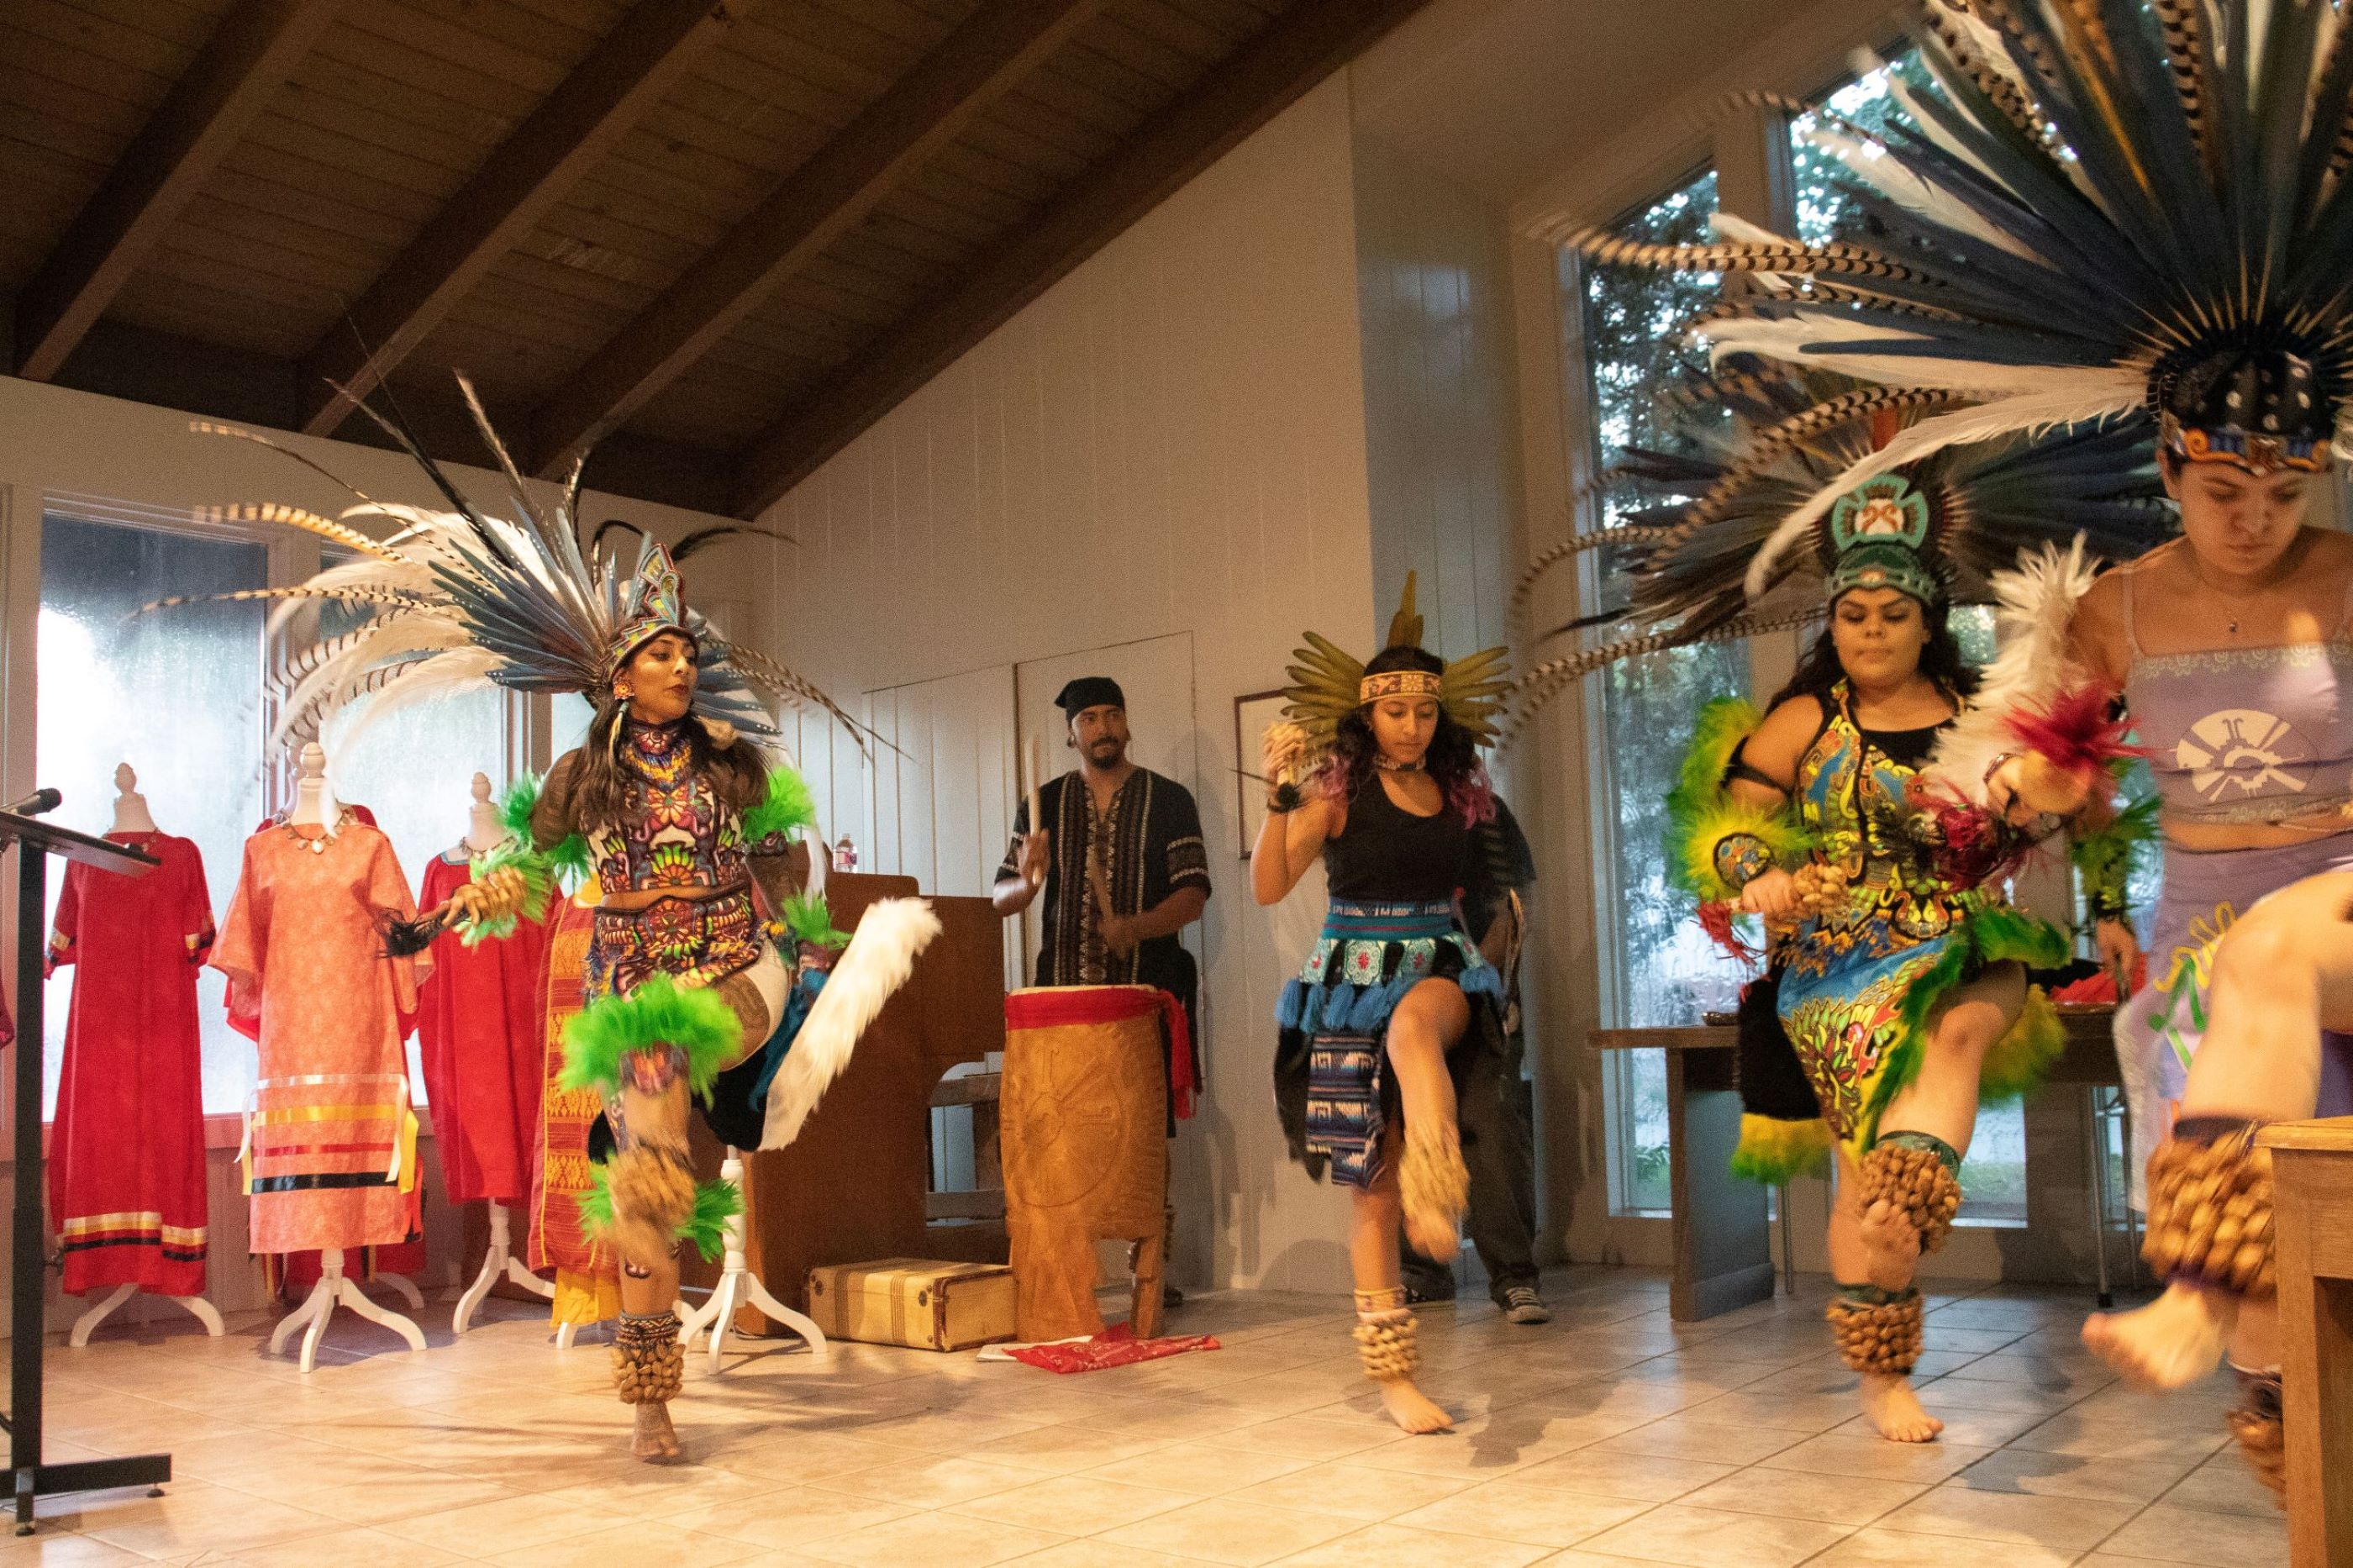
[758, 75, 1378, 1293]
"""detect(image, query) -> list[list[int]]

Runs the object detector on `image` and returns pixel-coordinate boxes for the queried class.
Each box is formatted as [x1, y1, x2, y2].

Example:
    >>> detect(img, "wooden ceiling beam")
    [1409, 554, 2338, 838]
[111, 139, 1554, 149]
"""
[13, 0, 350, 381]
[296, 0, 740, 437]
[525, 0, 1109, 479]
[729, 0, 1435, 518]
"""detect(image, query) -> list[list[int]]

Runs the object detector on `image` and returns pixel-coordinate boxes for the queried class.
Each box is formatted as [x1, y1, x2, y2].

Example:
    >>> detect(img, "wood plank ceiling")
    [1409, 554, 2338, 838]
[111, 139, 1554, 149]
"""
[3, 0, 1433, 517]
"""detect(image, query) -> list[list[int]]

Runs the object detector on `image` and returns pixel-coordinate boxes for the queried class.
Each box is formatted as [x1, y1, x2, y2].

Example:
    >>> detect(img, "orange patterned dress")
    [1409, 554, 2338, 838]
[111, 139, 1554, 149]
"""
[213, 813, 424, 1253]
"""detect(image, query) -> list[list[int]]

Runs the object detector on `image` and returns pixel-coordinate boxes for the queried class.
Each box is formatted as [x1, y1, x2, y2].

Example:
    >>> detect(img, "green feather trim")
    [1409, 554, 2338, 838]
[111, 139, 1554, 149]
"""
[678, 1177, 741, 1263]
[1864, 905, 2071, 1147]
[1730, 1113, 1833, 1184]
[1978, 986, 2065, 1103]
[578, 1160, 615, 1238]
[780, 891, 850, 950]
[459, 839, 555, 946]
[497, 773, 543, 840]
[561, 976, 742, 1100]
[1666, 698, 1813, 902]
[2069, 793, 2158, 902]
[574, 1164, 739, 1264]
[744, 765, 819, 845]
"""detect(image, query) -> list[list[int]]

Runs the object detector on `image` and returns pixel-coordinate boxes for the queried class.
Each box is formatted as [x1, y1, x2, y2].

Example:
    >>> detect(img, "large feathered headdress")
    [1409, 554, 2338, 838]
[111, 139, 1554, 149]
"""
[1282, 574, 1510, 750]
[1537, 0, 2353, 600]
[146, 374, 876, 753]
[1503, 358, 2169, 736]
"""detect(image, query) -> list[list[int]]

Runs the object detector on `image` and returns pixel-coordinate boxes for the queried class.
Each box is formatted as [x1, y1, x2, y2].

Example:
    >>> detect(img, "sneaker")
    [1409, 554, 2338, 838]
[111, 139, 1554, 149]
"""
[1499, 1285, 1550, 1324]
[1162, 1283, 1185, 1310]
[1403, 1281, 1456, 1306]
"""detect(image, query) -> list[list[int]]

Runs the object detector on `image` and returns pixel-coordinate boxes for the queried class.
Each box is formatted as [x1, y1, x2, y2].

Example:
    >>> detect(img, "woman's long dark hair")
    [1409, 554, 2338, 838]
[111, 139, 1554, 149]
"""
[573, 692, 769, 833]
[1766, 592, 1982, 712]
[1316, 645, 1495, 825]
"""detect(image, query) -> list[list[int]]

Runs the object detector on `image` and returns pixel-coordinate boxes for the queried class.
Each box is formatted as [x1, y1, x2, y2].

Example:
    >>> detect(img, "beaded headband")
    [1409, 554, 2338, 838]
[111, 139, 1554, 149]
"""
[1358, 670, 1443, 704]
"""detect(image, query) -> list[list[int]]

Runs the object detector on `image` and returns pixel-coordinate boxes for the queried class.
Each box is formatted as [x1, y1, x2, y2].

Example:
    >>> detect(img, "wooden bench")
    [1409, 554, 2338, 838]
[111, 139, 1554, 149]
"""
[1590, 1004, 2123, 1322]
[2259, 1115, 2353, 1567]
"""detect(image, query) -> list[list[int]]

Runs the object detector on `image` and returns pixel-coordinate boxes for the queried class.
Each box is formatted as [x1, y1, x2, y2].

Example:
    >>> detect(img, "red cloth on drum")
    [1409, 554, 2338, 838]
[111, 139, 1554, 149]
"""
[1003, 984, 1196, 1119]
[45, 832, 214, 1297]
[416, 852, 550, 1205]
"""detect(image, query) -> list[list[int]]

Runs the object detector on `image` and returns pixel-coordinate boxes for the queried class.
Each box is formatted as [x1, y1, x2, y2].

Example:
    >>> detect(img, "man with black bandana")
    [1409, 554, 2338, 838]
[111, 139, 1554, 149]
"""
[994, 677, 1211, 1302]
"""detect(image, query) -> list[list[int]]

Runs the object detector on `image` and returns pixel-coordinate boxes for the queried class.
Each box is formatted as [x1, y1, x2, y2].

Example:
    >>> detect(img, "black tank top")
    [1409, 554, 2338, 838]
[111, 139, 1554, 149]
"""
[1324, 776, 1471, 902]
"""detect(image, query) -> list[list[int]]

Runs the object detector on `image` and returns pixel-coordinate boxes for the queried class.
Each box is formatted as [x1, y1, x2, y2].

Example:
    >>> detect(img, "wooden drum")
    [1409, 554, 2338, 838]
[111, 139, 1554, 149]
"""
[1001, 984, 1171, 1340]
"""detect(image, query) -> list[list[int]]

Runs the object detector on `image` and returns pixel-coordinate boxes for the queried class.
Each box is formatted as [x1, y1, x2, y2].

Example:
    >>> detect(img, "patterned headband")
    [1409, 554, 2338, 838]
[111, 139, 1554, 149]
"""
[1358, 670, 1443, 704]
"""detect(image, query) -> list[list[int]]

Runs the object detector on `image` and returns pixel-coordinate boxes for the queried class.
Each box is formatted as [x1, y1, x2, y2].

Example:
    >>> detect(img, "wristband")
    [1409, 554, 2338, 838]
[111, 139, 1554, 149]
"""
[1712, 832, 1773, 892]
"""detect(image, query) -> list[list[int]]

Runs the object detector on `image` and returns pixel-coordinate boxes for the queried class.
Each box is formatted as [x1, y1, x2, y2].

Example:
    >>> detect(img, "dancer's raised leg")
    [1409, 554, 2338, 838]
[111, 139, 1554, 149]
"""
[1387, 979, 1469, 1262]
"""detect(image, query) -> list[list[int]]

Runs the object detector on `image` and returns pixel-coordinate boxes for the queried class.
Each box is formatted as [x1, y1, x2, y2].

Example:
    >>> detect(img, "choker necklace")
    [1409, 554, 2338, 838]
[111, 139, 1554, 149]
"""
[1375, 756, 1425, 773]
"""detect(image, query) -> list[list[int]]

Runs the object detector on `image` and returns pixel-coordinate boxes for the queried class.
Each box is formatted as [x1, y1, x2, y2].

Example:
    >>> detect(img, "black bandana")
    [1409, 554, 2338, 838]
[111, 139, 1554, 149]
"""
[1055, 676, 1124, 716]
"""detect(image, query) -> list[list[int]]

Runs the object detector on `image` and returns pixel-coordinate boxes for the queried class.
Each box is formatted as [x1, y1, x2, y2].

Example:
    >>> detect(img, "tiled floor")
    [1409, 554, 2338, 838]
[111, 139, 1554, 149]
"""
[1, 1268, 2283, 1566]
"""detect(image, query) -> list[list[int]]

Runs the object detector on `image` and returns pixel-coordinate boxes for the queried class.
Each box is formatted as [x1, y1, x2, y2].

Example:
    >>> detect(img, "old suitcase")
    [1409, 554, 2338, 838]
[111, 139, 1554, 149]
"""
[804, 1257, 1019, 1351]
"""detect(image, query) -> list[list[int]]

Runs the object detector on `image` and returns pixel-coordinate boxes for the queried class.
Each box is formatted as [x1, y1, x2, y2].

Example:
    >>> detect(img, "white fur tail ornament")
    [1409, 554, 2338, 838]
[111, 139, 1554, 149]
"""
[1923, 536, 2103, 805]
[758, 897, 942, 1150]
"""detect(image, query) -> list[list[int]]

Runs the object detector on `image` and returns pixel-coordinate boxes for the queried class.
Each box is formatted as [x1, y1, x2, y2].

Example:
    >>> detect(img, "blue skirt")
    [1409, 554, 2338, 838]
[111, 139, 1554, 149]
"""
[1272, 899, 1504, 1190]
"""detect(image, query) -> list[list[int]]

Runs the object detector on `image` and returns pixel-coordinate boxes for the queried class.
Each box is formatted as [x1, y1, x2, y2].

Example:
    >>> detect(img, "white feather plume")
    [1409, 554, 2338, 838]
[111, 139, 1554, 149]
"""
[1698, 312, 2120, 397]
[1921, 539, 2105, 802]
[317, 646, 505, 750]
[1741, 378, 2147, 598]
[1795, 124, 2042, 260]
[758, 897, 942, 1151]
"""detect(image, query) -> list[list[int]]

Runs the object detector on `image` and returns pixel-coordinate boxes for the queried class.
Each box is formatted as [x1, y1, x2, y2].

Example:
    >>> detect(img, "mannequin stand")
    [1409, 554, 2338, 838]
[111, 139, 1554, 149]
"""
[68, 1285, 224, 1347]
[451, 1202, 553, 1334]
[673, 1149, 825, 1372]
[267, 1248, 426, 1373]
[374, 1272, 426, 1311]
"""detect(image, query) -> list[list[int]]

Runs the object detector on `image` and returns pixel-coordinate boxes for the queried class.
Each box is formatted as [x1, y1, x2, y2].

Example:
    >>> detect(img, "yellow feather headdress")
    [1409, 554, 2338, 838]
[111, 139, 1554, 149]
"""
[1280, 573, 1510, 751]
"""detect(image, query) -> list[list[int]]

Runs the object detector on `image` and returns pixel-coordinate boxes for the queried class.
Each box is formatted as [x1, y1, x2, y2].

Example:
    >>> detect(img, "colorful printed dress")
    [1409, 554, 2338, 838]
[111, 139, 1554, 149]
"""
[213, 813, 425, 1253]
[417, 847, 550, 1206]
[45, 831, 214, 1297]
[1687, 684, 2068, 1176]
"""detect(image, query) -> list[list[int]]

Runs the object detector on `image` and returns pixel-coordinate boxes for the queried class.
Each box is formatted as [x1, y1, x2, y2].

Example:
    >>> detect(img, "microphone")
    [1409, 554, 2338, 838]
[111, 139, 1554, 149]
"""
[3, 789, 61, 817]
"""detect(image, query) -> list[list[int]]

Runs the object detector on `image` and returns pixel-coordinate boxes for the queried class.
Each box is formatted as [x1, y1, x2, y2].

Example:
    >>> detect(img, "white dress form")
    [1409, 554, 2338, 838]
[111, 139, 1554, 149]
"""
[263, 745, 427, 1371]
[67, 767, 226, 1346]
[449, 773, 556, 1336]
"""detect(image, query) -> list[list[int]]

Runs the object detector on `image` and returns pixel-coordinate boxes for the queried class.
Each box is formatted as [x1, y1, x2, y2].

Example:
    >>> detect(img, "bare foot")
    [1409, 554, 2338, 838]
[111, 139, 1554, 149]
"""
[1377, 1378, 1455, 1434]
[632, 1401, 682, 1461]
[1859, 1197, 1920, 1292]
[2082, 1284, 2232, 1390]
[1403, 1204, 1461, 1265]
[1859, 1372, 1942, 1443]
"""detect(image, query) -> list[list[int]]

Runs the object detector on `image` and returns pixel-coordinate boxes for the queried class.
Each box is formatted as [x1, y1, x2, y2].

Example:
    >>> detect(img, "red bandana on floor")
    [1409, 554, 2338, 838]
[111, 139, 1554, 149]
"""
[991, 1322, 1221, 1374]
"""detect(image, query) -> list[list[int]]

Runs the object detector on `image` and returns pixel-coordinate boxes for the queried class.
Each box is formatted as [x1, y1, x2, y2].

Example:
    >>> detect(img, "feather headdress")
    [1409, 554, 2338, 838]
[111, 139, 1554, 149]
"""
[151, 375, 876, 753]
[1281, 573, 1511, 750]
[1538, 0, 2353, 601]
[1503, 356, 2170, 740]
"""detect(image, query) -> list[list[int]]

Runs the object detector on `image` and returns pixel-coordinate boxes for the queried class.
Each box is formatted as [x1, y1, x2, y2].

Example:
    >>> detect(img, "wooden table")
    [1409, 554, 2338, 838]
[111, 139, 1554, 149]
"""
[2259, 1115, 2353, 1567]
[1591, 1004, 2122, 1322]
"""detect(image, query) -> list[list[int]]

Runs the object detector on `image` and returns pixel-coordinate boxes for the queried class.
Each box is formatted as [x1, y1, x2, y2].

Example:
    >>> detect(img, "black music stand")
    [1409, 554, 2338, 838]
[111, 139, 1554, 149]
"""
[1, 806, 169, 1534]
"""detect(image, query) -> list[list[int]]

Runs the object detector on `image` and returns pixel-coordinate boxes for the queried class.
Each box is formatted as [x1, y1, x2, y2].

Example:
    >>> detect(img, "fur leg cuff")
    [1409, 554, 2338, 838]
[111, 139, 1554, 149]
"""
[2226, 1368, 2285, 1504]
[1827, 1284, 1924, 1376]
[1861, 1131, 1963, 1255]
[613, 1310, 685, 1405]
[1399, 1119, 1469, 1262]
[1353, 1293, 1419, 1384]
[2142, 1121, 2276, 1299]
[604, 1144, 696, 1263]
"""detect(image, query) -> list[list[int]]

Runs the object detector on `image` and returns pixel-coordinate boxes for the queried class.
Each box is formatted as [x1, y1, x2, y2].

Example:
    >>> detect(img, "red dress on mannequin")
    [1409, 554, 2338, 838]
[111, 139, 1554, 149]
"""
[416, 849, 550, 1205]
[45, 832, 213, 1297]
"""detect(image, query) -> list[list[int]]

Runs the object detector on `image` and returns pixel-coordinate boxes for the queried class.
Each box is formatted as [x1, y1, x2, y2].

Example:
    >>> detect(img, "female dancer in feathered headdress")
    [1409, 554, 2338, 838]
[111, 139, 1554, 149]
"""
[1513, 362, 2169, 1443]
[160, 379, 938, 1460]
[1253, 577, 1509, 1434]
[1545, 0, 2353, 1491]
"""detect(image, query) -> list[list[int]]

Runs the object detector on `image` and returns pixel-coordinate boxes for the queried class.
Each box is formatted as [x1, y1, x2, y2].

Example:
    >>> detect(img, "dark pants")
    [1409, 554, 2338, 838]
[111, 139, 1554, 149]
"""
[1403, 1024, 1538, 1300]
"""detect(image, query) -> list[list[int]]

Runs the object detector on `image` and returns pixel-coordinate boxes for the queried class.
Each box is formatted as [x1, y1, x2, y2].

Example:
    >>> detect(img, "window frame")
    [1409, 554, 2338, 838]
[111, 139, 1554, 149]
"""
[26, 497, 540, 1141]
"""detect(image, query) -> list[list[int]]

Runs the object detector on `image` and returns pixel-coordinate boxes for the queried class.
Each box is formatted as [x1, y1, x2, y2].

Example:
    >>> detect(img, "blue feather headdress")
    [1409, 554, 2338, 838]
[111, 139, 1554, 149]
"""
[1536, 0, 2353, 604]
[1502, 358, 2171, 737]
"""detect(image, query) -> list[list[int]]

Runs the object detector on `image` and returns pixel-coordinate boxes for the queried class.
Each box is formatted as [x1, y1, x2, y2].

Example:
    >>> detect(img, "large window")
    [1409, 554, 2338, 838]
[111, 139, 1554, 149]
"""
[35, 512, 529, 1118]
[1576, 167, 1750, 1213]
[38, 513, 268, 1117]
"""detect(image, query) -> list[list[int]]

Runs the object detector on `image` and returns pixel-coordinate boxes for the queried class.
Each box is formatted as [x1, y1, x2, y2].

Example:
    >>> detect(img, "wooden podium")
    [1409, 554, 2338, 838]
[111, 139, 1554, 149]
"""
[1, 800, 172, 1533]
[686, 876, 1006, 1327]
